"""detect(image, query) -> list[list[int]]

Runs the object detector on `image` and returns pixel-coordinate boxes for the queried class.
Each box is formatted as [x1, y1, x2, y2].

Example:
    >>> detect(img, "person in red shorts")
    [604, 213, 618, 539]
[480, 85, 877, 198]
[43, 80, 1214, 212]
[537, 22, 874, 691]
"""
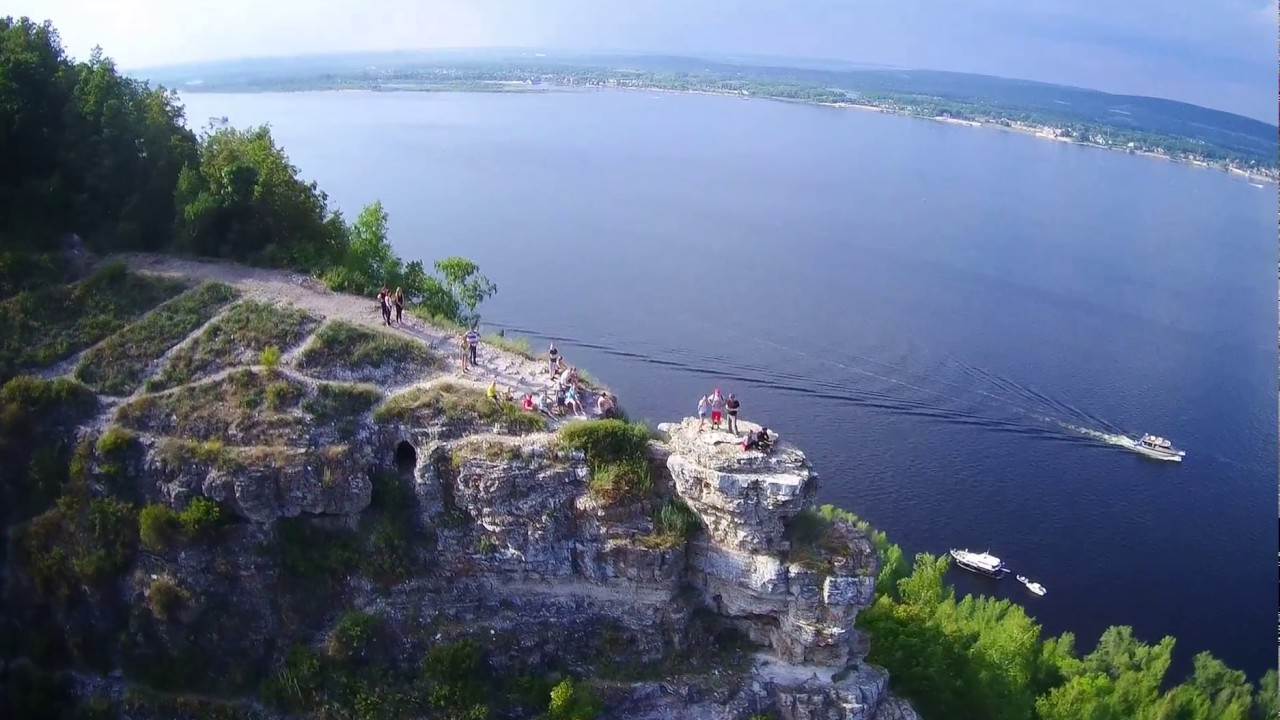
[709, 388, 726, 430]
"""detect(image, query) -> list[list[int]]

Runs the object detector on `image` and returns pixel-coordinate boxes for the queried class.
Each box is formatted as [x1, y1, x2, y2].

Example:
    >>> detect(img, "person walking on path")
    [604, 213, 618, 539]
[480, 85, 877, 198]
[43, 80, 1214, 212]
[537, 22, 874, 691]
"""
[725, 393, 740, 434]
[697, 395, 709, 431]
[459, 332, 471, 371]
[377, 286, 392, 326]
[393, 287, 404, 324]
[465, 326, 480, 367]
[547, 343, 559, 375]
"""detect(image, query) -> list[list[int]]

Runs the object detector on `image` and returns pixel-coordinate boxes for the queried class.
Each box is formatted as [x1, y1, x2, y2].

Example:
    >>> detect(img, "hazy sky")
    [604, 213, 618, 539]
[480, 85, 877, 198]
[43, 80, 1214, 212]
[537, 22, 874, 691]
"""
[13, 0, 1278, 121]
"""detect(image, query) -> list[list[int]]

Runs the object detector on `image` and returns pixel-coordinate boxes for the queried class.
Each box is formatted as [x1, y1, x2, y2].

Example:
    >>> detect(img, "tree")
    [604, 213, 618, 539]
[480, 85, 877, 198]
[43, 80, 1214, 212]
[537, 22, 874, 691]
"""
[434, 257, 497, 327]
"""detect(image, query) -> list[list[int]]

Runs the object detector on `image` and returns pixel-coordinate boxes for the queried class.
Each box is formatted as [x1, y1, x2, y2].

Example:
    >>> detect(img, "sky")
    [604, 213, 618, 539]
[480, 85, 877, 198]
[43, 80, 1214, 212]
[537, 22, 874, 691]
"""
[12, 0, 1279, 121]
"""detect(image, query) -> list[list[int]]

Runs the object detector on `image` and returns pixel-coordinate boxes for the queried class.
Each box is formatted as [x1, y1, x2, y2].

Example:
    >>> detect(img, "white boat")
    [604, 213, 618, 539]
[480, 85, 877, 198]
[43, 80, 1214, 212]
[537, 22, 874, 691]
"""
[1016, 574, 1047, 596]
[949, 548, 1009, 578]
[1131, 434, 1185, 462]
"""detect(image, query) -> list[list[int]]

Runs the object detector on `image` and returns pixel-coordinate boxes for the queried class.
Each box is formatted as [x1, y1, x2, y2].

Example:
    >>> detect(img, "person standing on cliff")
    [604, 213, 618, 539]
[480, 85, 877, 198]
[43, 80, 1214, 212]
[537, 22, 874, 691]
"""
[458, 332, 471, 371]
[393, 287, 404, 325]
[547, 343, 559, 375]
[725, 393, 740, 434]
[709, 388, 726, 431]
[465, 326, 480, 367]
[697, 394, 709, 431]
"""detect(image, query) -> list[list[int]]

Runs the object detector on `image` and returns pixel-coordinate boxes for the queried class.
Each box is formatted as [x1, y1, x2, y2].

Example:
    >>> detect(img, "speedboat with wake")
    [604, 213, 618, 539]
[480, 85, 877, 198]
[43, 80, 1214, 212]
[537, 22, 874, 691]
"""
[1016, 575, 1046, 596]
[1130, 434, 1185, 462]
[949, 549, 1009, 578]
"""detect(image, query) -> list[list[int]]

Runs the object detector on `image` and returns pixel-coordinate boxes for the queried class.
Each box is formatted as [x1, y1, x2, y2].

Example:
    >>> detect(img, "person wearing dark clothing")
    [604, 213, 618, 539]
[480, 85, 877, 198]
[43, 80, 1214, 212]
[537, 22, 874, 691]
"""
[465, 327, 480, 366]
[743, 427, 774, 453]
[725, 394, 741, 434]
[377, 287, 392, 326]
[393, 287, 404, 324]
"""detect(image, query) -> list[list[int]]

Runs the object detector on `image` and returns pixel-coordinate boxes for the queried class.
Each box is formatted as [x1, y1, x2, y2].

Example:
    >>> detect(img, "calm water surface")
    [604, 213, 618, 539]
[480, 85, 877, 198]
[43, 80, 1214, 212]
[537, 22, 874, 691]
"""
[182, 90, 1278, 680]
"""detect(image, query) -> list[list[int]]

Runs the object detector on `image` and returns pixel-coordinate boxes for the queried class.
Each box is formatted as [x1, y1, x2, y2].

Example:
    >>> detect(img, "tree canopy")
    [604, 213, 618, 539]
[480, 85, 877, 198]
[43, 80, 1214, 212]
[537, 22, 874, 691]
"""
[0, 15, 495, 325]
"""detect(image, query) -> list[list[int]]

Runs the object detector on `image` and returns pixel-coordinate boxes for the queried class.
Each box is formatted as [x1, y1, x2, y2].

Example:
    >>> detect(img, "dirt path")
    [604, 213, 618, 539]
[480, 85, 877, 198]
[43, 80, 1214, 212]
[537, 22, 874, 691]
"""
[105, 253, 608, 428]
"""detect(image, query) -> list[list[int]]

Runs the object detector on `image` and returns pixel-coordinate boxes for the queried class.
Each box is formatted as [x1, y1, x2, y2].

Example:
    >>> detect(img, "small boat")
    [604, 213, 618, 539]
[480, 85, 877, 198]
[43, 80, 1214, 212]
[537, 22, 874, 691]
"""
[1131, 434, 1185, 462]
[1016, 574, 1047, 596]
[949, 548, 1009, 578]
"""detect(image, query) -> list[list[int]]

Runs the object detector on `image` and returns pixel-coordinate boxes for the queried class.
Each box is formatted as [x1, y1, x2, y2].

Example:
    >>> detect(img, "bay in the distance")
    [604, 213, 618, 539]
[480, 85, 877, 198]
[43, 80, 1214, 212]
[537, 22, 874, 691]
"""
[180, 88, 1278, 680]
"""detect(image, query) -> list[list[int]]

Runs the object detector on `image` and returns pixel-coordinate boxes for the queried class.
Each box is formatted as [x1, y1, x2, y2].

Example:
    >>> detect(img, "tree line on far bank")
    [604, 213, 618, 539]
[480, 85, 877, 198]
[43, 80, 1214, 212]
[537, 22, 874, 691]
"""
[0, 16, 496, 327]
[2, 15, 1275, 720]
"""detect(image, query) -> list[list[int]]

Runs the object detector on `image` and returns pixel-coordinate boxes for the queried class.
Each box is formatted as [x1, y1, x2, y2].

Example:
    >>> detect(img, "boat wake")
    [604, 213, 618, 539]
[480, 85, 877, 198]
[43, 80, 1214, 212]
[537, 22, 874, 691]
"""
[492, 320, 1141, 452]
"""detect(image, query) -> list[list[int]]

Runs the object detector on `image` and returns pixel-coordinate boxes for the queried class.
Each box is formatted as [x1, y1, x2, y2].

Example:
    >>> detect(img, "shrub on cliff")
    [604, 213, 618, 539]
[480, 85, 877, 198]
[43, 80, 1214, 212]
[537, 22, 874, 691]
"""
[0, 376, 97, 524]
[14, 482, 137, 599]
[547, 677, 602, 720]
[558, 419, 650, 464]
[138, 498, 225, 551]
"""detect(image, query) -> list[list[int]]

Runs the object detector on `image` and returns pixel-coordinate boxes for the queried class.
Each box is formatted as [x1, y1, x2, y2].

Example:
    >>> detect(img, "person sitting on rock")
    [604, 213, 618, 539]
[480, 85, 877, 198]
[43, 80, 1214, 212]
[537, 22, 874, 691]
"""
[487, 380, 500, 405]
[564, 384, 585, 417]
[534, 392, 554, 417]
[742, 427, 775, 453]
[521, 393, 535, 412]
[596, 393, 618, 419]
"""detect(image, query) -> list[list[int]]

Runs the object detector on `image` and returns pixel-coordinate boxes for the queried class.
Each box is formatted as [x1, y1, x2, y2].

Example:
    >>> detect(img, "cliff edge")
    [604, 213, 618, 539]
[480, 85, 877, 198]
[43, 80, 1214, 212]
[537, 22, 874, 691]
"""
[1, 254, 919, 720]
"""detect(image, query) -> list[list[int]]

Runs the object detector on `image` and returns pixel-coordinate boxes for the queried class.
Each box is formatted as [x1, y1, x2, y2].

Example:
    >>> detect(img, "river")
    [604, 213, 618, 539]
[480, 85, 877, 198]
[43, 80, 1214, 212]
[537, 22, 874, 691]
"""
[180, 88, 1278, 681]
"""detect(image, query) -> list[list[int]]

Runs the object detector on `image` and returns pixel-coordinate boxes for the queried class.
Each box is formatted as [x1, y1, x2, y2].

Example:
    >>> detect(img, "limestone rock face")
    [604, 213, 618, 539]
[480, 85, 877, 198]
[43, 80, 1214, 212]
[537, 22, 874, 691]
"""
[657, 419, 901, 720]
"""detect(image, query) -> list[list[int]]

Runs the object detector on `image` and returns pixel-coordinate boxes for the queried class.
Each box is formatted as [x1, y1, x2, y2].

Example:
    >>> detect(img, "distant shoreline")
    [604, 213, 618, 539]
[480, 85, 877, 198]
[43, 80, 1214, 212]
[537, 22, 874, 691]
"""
[180, 82, 1279, 185]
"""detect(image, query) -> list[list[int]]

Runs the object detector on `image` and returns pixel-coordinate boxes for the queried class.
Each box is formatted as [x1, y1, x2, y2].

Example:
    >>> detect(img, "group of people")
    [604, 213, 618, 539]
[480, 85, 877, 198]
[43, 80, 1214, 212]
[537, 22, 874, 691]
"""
[697, 388, 775, 452]
[376, 286, 405, 327]
[365, 296, 774, 448]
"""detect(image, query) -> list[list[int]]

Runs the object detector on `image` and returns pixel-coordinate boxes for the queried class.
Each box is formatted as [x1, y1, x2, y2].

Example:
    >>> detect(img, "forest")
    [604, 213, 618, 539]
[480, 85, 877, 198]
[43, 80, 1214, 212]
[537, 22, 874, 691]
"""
[2, 15, 1276, 720]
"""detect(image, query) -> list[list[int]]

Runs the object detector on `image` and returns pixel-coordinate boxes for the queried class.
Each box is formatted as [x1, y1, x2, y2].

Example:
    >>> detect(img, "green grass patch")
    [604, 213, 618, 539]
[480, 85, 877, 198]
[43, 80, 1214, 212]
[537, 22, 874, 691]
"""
[636, 497, 701, 549]
[483, 331, 538, 360]
[586, 457, 653, 505]
[373, 381, 546, 433]
[298, 319, 439, 381]
[73, 282, 239, 395]
[451, 437, 526, 465]
[155, 437, 236, 470]
[138, 497, 226, 552]
[146, 300, 318, 391]
[784, 504, 900, 583]
[302, 382, 383, 424]
[558, 419, 651, 464]
[0, 262, 186, 381]
[119, 370, 309, 446]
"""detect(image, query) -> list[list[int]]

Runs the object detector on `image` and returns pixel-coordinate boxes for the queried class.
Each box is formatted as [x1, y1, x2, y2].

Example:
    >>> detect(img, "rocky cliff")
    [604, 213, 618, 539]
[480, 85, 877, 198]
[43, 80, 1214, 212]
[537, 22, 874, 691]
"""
[1, 255, 920, 720]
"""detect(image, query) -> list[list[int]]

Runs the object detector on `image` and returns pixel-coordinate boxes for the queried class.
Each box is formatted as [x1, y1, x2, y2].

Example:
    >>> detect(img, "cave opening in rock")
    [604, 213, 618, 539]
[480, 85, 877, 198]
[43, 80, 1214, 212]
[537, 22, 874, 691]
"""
[395, 441, 417, 477]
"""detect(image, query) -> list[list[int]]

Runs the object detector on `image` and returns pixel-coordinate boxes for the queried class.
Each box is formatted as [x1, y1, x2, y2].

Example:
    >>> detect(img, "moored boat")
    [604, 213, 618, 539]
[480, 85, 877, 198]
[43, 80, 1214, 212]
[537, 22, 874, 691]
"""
[1016, 574, 1047, 596]
[1131, 434, 1185, 462]
[948, 548, 1009, 578]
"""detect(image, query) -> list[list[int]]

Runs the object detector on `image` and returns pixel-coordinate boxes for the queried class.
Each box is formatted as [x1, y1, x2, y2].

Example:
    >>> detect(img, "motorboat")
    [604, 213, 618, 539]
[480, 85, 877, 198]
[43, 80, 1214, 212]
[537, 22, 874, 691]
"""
[1131, 434, 1185, 462]
[948, 548, 1009, 578]
[1016, 574, 1047, 596]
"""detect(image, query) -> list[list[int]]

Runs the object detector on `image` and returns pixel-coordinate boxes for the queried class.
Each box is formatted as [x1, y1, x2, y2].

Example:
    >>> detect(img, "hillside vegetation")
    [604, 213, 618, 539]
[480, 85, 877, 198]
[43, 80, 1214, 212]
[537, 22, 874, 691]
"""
[1, 14, 1275, 720]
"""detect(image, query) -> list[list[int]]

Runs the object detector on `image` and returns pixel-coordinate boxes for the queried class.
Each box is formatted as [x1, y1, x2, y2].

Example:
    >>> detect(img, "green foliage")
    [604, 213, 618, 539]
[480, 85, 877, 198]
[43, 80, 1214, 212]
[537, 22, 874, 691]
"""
[0, 376, 97, 523]
[138, 498, 225, 551]
[319, 201, 497, 326]
[0, 263, 185, 381]
[326, 610, 383, 662]
[14, 482, 137, 599]
[302, 382, 383, 424]
[374, 381, 546, 433]
[274, 516, 360, 584]
[557, 419, 651, 464]
[637, 497, 701, 549]
[73, 282, 239, 394]
[785, 504, 906, 589]
[859, 552, 1277, 720]
[147, 300, 316, 390]
[587, 457, 653, 505]
[298, 319, 439, 380]
[547, 677, 602, 720]
[121, 370, 310, 446]
[259, 344, 281, 370]
[146, 575, 191, 620]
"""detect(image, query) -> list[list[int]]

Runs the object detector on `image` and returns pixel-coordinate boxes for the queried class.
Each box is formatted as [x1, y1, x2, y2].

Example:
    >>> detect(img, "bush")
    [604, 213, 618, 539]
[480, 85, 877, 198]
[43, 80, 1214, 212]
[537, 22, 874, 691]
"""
[637, 497, 701, 549]
[147, 575, 192, 620]
[547, 678, 602, 720]
[178, 497, 223, 541]
[587, 457, 653, 505]
[259, 344, 281, 370]
[138, 504, 180, 552]
[325, 610, 382, 662]
[558, 419, 651, 464]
